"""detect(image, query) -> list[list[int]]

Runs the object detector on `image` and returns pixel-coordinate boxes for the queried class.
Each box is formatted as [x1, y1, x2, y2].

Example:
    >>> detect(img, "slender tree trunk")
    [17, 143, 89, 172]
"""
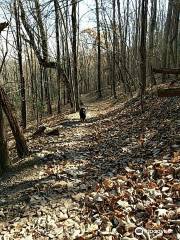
[72, 0, 79, 111]
[33, 56, 40, 127]
[149, 0, 157, 85]
[14, 0, 26, 128]
[162, 0, 173, 82]
[0, 103, 9, 173]
[95, 0, 102, 98]
[27, 43, 35, 116]
[35, 0, 52, 115]
[61, 0, 75, 108]
[0, 23, 9, 172]
[116, 0, 126, 93]
[169, 6, 179, 67]
[112, 0, 117, 99]
[140, 0, 148, 112]
[135, 0, 141, 56]
[101, 10, 112, 87]
[43, 68, 52, 115]
[54, 0, 61, 113]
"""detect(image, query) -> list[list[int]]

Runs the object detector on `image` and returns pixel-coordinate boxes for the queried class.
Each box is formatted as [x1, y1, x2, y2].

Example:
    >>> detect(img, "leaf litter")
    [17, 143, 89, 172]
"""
[0, 94, 179, 239]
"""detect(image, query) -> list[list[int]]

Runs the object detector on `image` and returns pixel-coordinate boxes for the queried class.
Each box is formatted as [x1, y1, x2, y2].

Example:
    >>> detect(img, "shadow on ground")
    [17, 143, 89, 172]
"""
[0, 94, 179, 222]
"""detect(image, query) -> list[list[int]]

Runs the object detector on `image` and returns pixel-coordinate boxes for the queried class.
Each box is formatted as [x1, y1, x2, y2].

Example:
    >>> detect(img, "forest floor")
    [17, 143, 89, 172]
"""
[0, 92, 180, 240]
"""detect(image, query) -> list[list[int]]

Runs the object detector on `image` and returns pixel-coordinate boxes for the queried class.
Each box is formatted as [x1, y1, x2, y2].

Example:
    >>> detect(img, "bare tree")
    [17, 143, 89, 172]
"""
[72, 0, 79, 110]
[149, 0, 157, 85]
[0, 22, 9, 172]
[14, 0, 27, 128]
[112, 0, 117, 99]
[95, 0, 102, 98]
[140, 0, 148, 111]
[54, 0, 61, 113]
[162, 0, 173, 81]
[0, 100, 9, 172]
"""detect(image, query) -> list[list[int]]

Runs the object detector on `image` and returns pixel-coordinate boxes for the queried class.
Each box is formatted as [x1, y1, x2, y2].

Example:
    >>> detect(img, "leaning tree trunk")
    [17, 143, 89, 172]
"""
[0, 86, 29, 158]
[0, 103, 9, 173]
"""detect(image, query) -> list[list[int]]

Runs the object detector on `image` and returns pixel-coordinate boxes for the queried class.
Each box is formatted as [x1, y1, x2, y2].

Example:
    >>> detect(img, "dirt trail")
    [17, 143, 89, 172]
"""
[0, 94, 179, 239]
[0, 97, 121, 232]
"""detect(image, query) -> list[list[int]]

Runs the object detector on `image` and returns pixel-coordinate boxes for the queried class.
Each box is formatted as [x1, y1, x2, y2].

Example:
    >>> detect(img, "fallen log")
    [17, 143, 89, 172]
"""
[153, 68, 180, 75]
[157, 87, 180, 97]
[32, 125, 46, 137]
[45, 127, 59, 136]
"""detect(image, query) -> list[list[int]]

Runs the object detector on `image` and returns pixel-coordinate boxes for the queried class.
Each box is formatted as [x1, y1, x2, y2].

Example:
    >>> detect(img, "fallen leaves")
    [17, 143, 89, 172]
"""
[83, 156, 179, 238]
[0, 94, 180, 239]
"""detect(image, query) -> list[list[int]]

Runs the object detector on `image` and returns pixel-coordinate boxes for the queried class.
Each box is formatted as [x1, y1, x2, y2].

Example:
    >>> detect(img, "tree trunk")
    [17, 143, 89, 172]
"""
[72, 0, 79, 111]
[169, 6, 179, 67]
[35, 0, 52, 115]
[95, 0, 102, 98]
[14, 0, 27, 128]
[43, 68, 52, 115]
[0, 22, 9, 172]
[0, 86, 29, 158]
[54, 0, 61, 113]
[149, 0, 157, 85]
[140, 0, 148, 111]
[162, 0, 173, 82]
[0, 103, 9, 173]
[112, 0, 117, 99]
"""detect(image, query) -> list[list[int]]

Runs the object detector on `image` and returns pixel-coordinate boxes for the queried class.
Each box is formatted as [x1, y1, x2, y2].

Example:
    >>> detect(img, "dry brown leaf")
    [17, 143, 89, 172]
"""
[102, 178, 114, 190]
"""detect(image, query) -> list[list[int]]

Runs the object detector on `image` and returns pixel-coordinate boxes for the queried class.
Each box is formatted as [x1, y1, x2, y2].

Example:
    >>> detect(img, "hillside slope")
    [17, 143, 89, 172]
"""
[0, 94, 179, 240]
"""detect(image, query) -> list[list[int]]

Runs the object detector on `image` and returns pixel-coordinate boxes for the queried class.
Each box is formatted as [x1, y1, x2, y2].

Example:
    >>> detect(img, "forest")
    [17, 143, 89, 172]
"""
[0, 0, 179, 239]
